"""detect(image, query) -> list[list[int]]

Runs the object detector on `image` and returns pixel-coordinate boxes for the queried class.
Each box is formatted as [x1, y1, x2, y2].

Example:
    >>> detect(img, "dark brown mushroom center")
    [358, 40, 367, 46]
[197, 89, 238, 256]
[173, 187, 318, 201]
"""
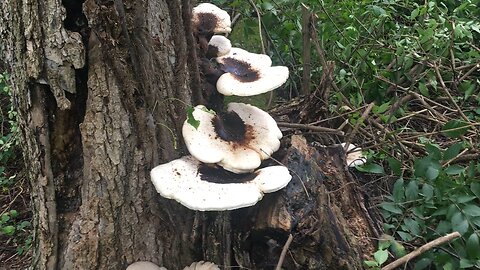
[198, 164, 258, 183]
[212, 111, 247, 142]
[206, 44, 220, 59]
[220, 58, 260, 82]
[195, 13, 219, 35]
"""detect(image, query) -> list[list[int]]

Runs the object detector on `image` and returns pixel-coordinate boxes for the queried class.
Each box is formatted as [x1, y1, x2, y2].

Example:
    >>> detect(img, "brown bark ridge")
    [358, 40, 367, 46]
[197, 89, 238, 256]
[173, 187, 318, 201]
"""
[1, 0, 203, 269]
[1, 0, 381, 269]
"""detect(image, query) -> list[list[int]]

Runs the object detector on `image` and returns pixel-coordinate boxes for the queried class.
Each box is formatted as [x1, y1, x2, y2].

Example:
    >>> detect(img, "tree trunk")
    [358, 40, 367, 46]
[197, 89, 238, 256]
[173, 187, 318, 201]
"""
[0, 0, 381, 269]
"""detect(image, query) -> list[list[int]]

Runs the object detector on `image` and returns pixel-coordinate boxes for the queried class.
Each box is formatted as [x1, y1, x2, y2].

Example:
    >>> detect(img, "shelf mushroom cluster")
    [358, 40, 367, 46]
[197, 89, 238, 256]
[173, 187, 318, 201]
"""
[150, 3, 292, 211]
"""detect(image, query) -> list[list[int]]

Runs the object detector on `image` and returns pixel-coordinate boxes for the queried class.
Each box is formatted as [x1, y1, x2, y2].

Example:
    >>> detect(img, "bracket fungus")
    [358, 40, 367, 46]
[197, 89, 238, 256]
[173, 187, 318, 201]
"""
[126, 261, 166, 270]
[149, 3, 292, 212]
[182, 103, 282, 173]
[206, 35, 232, 58]
[183, 261, 220, 270]
[150, 156, 291, 211]
[126, 261, 220, 270]
[215, 48, 289, 96]
[192, 3, 231, 35]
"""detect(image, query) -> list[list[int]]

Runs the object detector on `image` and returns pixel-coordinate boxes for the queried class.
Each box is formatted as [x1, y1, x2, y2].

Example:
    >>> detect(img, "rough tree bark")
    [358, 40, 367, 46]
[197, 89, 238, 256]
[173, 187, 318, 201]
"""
[0, 0, 381, 269]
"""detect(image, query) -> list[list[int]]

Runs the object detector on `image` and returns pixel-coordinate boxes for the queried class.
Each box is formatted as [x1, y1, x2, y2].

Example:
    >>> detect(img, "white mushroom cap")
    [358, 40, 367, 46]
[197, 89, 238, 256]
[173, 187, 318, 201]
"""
[217, 47, 272, 69]
[214, 47, 288, 96]
[341, 143, 367, 167]
[182, 103, 282, 173]
[183, 261, 220, 270]
[150, 156, 292, 211]
[126, 261, 166, 270]
[216, 66, 289, 96]
[192, 3, 231, 34]
[207, 35, 232, 58]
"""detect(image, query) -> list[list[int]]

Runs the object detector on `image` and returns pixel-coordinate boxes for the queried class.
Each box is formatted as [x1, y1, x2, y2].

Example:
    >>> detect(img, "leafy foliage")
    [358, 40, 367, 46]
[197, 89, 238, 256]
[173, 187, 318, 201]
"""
[0, 73, 31, 258]
[212, 0, 480, 268]
[381, 145, 480, 269]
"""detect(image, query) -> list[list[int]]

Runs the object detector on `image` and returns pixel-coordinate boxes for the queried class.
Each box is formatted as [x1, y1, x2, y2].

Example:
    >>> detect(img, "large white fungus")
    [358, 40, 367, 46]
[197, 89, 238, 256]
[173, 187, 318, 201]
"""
[182, 103, 282, 173]
[215, 47, 289, 96]
[150, 156, 292, 211]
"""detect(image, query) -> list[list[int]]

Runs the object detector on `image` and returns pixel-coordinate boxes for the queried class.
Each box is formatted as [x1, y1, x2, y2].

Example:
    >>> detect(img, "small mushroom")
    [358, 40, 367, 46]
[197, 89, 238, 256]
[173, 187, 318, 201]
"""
[192, 3, 231, 35]
[341, 143, 367, 167]
[126, 261, 166, 270]
[183, 261, 219, 270]
[215, 48, 289, 96]
[182, 103, 282, 173]
[206, 35, 232, 58]
[150, 156, 292, 211]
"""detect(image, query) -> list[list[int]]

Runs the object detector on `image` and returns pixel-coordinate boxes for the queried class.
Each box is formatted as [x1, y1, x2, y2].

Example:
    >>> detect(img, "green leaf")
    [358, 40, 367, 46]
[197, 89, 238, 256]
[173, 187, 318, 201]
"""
[459, 258, 474, 268]
[390, 240, 407, 258]
[364, 260, 378, 267]
[374, 249, 388, 265]
[444, 143, 463, 160]
[380, 202, 403, 215]
[9, 209, 18, 218]
[463, 204, 480, 217]
[1, 225, 15, 236]
[470, 183, 480, 198]
[418, 81, 429, 96]
[373, 102, 390, 114]
[414, 156, 441, 180]
[442, 120, 469, 138]
[422, 184, 434, 200]
[387, 157, 402, 176]
[404, 218, 421, 235]
[357, 163, 385, 174]
[425, 144, 442, 160]
[445, 165, 465, 175]
[186, 106, 200, 129]
[425, 163, 441, 180]
[456, 195, 477, 204]
[1, 214, 10, 223]
[378, 235, 393, 250]
[397, 231, 413, 241]
[466, 233, 480, 259]
[451, 212, 469, 235]
[405, 180, 419, 201]
[443, 262, 454, 270]
[392, 178, 405, 202]
[410, 8, 420, 20]
[414, 257, 432, 270]
[17, 221, 31, 230]
[436, 220, 451, 234]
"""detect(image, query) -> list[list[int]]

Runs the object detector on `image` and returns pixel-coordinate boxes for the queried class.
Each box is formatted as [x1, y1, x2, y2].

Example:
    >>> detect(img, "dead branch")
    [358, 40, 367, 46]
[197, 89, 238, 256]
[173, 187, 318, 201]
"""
[275, 234, 294, 270]
[277, 122, 345, 135]
[382, 232, 461, 270]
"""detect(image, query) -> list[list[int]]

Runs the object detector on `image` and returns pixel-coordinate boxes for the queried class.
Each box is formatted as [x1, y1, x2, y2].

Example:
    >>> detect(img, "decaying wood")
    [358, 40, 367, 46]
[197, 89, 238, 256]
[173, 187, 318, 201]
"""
[227, 135, 380, 269]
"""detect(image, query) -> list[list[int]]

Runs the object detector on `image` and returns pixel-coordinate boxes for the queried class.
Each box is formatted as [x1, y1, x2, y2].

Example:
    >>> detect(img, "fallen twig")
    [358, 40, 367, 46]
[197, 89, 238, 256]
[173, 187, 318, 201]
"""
[277, 122, 344, 135]
[382, 232, 461, 270]
[275, 234, 294, 270]
[344, 102, 375, 150]
[433, 63, 470, 122]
